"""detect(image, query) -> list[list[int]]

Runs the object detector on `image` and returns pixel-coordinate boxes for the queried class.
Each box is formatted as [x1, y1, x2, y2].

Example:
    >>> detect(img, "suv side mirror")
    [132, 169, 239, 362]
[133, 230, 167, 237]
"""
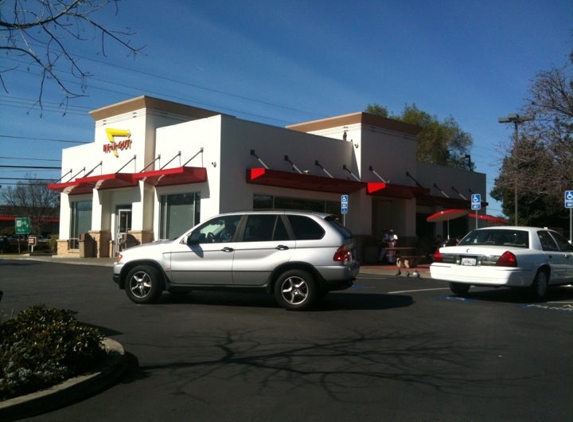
[187, 232, 204, 246]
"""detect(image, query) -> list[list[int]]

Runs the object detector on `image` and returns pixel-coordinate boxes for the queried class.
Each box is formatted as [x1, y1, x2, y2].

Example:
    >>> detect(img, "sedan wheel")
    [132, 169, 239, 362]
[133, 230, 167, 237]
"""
[529, 270, 549, 302]
[125, 265, 163, 304]
[274, 269, 317, 311]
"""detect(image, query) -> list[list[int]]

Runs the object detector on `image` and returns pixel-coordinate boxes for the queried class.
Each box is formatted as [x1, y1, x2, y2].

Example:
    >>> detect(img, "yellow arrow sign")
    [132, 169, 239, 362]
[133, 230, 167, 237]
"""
[105, 128, 132, 157]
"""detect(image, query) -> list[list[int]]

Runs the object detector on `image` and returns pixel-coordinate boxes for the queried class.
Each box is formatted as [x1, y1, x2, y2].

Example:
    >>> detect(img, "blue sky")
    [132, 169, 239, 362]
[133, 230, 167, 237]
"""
[1, 0, 571, 216]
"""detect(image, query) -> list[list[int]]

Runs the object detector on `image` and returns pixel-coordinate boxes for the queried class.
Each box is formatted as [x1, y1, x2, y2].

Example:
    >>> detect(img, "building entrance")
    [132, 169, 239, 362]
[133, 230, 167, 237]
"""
[114, 207, 132, 255]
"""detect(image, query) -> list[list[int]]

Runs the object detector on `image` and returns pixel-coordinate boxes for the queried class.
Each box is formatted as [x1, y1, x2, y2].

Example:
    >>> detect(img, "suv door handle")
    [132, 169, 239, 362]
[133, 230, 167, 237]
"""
[276, 245, 289, 250]
[222, 247, 234, 252]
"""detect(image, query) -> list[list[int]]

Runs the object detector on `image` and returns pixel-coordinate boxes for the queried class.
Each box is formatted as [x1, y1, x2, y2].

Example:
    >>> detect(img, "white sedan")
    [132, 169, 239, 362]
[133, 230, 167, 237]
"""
[430, 226, 573, 300]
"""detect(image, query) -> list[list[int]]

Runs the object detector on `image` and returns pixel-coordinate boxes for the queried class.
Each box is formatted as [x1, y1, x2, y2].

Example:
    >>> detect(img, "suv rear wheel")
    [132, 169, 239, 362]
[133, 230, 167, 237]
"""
[274, 269, 317, 311]
[125, 265, 163, 304]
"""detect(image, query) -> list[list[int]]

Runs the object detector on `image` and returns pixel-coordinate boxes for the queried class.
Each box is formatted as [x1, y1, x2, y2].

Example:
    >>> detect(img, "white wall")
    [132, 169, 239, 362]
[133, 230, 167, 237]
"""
[154, 115, 223, 224]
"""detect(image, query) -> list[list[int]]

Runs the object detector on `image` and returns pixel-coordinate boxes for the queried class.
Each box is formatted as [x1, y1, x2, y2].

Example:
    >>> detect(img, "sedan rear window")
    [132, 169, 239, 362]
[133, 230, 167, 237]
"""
[459, 229, 529, 248]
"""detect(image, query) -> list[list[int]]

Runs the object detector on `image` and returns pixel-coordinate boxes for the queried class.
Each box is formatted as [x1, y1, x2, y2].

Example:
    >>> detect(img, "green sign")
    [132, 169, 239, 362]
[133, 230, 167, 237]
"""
[15, 217, 31, 235]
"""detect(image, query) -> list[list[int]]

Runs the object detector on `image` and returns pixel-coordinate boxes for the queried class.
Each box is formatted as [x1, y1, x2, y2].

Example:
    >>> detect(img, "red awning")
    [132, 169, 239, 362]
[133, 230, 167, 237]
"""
[134, 166, 206, 187]
[367, 182, 430, 199]
[48, 173, 137, 195]
[79, 173, 137, 190]
[247, 168, 366, 194]
[48, 180, 92, 195]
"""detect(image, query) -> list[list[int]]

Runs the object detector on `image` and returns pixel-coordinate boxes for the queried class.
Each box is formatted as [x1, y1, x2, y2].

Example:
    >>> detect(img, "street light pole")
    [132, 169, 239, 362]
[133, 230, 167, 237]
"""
[498, 113, 534, 226]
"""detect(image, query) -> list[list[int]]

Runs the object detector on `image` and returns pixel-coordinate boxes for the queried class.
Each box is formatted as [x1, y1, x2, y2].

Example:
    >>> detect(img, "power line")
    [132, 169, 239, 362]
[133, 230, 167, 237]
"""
[0, 177, 54, 181]
[4, 54, 327, 120]
[0, 156, 61, 162]
[0, 135, 88, 144]
[0, 165, 61, 169]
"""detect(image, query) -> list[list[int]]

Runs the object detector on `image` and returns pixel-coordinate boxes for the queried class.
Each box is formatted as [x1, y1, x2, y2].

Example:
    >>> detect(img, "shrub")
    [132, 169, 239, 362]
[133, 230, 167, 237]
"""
[0, 305, 106, 400]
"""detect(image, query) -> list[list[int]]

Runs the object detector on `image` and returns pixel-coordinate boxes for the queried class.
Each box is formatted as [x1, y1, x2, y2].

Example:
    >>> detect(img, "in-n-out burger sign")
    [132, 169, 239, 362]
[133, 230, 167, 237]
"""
[103, 128, 132, 157]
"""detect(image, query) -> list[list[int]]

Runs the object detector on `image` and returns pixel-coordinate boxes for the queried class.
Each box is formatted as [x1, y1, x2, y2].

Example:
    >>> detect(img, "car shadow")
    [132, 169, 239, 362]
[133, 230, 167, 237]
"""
[450, 285, 573, 304]
[155, 291, 414, 311]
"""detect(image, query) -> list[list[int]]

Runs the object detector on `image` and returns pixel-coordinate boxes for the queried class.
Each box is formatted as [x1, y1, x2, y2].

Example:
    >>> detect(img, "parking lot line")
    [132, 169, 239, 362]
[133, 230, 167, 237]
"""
[388, 287, 449, 294]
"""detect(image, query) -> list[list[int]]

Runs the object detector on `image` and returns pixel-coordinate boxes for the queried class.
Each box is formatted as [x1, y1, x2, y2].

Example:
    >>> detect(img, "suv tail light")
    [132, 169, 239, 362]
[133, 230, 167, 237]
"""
[496, 251, 517, 267]
[333, 245, 351, 263]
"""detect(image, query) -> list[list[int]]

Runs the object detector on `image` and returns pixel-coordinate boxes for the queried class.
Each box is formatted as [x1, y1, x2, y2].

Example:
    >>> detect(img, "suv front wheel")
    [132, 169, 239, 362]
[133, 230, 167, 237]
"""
[274, 269, 318, 311]
[125, 265, 163, 304]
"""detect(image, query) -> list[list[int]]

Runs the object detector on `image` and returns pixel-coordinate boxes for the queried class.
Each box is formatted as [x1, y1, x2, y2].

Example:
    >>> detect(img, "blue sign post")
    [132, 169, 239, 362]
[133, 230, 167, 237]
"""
[565, 190, 573, 208]
[471, 194, 481, 228]
[471, 194, 481, 210]
[341, 194, 348, 226]
[566, 190, 573, 243]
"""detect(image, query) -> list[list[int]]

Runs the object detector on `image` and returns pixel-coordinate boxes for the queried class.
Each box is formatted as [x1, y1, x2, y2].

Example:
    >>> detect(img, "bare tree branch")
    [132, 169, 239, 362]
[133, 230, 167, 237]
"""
[492, 48, 573, 227]
[0, 0, 144, 110]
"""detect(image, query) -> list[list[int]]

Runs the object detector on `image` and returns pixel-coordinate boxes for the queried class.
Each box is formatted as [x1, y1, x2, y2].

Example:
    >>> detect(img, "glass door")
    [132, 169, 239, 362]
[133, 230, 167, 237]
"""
[115, 207, 132, 255]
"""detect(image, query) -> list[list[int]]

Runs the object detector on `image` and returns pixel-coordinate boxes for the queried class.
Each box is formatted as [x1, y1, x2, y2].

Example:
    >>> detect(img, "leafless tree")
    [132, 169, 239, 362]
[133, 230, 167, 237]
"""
[0, 0, 143, 109]
[493, 49, 573, 225]
[0, 176, 59, 235]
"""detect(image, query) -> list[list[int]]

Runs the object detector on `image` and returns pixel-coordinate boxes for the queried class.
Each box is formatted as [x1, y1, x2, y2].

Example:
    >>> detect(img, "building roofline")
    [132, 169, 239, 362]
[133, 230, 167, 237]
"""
[89, 95, 225, 121]
[287, 112, 420, 136]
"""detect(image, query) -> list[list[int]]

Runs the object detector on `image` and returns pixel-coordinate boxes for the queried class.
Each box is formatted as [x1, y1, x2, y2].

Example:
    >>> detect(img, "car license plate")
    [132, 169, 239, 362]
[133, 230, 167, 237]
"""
[461, 257, 477, 266]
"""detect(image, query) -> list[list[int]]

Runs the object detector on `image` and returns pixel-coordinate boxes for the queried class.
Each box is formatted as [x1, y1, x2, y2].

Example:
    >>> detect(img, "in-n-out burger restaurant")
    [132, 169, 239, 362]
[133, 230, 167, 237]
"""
[48, 95, 487, 261]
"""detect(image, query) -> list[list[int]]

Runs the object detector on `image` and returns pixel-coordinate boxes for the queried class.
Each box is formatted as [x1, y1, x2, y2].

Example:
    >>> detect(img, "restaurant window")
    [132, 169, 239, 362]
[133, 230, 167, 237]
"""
[70, 200, 92, 249]
[160, 192, 200, 239]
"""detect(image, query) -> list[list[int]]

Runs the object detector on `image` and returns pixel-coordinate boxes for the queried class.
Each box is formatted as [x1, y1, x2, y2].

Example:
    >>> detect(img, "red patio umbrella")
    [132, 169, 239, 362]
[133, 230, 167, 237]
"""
[426, 209, 469, 223]
[426, 209, 469, 239]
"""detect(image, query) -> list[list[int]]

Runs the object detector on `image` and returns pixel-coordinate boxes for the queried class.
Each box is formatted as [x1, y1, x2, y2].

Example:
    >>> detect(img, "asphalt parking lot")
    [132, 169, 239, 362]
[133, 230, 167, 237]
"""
[1, 257, 572, 422]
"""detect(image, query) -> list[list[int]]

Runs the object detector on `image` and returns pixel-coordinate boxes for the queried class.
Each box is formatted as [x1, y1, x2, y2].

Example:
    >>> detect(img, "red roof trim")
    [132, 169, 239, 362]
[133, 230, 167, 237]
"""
[247, 168, 366, 194]
[48, 173, 137, 195]
[134, 166, 207, 187]
[367, 182, 430, 199]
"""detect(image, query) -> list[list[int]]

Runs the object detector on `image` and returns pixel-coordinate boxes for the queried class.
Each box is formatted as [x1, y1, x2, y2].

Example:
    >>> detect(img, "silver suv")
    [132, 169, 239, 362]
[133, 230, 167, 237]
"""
[113, 210, 360, 310]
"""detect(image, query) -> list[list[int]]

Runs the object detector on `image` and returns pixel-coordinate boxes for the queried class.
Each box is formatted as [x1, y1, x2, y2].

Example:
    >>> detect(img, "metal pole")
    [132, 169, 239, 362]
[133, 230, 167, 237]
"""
[514, 121, 519, 226]
[499, 114, 533, 226]
[570, 208, 572, 244]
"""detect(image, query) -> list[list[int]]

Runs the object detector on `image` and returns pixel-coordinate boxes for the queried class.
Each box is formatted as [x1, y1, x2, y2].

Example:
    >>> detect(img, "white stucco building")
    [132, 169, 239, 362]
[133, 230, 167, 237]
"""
[49, 96, 486, 261]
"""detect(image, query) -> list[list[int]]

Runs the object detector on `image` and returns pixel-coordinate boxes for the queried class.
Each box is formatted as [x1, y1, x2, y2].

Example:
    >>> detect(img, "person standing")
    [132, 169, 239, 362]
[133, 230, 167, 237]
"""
[386, 229, 398, 264]
[379, 229, 398, 263]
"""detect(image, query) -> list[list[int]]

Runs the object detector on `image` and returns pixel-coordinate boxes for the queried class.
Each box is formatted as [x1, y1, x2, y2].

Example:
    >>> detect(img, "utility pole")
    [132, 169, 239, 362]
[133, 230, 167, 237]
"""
[498, 113, 534, 225]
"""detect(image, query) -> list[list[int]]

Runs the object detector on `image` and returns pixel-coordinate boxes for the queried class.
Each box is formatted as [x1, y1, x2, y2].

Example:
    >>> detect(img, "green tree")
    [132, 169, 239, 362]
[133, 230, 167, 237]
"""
[491, 137, 567, 227]
[365, 103, 473, 170]
[365, 103, 390, 118]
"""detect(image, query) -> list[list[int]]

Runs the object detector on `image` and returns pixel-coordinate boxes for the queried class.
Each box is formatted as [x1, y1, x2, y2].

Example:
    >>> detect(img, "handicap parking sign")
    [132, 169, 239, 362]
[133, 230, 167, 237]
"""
[471, 193, 481, 210]
[565, 190, 573, 209]
[341, 194, 348, 214]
